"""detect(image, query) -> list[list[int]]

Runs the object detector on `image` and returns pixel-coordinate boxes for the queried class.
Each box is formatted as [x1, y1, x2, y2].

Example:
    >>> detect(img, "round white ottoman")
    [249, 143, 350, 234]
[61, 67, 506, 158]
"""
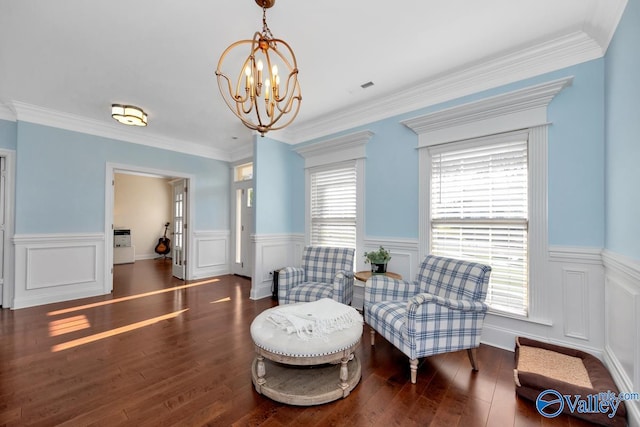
[250, 303, 363, 406]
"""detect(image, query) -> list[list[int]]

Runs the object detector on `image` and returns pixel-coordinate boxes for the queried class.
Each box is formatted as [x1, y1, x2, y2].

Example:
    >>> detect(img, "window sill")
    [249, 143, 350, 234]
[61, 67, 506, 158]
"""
[487, 309, 553, 327]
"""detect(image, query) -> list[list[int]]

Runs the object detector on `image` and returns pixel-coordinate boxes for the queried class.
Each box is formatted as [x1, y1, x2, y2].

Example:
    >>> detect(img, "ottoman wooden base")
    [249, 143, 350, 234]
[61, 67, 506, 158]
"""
[251, 355, 362, 406]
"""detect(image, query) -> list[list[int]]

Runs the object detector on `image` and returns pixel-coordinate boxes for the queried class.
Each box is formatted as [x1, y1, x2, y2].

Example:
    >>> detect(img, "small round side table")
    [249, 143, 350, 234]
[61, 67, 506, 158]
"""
[354, 270, 402, 282]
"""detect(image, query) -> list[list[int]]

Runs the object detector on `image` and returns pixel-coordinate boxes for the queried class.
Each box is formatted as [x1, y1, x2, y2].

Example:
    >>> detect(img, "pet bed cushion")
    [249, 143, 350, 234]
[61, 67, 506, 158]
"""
[514, 337, 626, 426]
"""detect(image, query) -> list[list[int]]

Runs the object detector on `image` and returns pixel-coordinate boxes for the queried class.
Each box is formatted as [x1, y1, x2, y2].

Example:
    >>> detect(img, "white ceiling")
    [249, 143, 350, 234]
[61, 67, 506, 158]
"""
[0, 0, 627, 161]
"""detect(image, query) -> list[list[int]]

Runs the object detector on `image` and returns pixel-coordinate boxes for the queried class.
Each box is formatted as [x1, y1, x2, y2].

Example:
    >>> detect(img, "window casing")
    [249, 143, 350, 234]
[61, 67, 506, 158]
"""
[406, 79, 572, 324]
[295, 130, 372, 257]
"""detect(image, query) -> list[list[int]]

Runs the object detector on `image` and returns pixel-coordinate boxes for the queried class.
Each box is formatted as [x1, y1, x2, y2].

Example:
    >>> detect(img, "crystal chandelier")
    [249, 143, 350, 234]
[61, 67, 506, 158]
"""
[215, 0, 301, 136]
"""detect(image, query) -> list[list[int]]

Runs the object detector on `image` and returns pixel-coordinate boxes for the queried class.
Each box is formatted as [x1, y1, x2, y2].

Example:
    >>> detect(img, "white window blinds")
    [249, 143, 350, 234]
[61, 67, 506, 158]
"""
[310, 163, 357, 248]
[429, 133, 529, 316]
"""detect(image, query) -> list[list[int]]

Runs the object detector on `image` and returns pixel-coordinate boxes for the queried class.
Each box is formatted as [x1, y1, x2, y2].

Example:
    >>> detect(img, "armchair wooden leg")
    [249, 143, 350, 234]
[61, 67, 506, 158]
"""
[467, 348, 479, 371]
[370, 329, 375, 346]
[409, 359, 418, 384]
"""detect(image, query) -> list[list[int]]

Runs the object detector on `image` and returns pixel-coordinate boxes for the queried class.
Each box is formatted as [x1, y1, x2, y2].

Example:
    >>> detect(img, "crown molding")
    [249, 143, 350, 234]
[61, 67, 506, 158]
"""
[583, 0, 628, 53]
[286, 30, 604, 144]
[228, 140, 254, 163]
[10, 101, 231, 161]
[0, 102, 16, 122]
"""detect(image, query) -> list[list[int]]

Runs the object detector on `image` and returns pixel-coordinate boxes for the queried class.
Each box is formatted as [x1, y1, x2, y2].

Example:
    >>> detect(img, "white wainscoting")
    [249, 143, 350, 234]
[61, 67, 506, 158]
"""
[13, 233, 105, 309]
[361, 238, 420, 280]
[482, 246, 605, 356]
[353, 238, 420, 310]
[191, 230, 230, 279]
[602, 250, 640, 427]
[251, 234, 304, 300]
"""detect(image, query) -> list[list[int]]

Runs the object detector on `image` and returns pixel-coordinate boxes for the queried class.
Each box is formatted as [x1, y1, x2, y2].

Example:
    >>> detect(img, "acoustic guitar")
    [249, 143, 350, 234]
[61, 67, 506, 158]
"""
[154, 222, 171, 256]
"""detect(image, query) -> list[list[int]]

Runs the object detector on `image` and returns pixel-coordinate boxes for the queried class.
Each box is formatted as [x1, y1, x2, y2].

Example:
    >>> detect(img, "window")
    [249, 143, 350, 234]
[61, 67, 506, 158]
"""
[406, 79, 572, 323]
[234, 162, 253, 182]
[428, 131, 529, 316]
[295, 130, 372, 257]
[309, 162, 357, 248]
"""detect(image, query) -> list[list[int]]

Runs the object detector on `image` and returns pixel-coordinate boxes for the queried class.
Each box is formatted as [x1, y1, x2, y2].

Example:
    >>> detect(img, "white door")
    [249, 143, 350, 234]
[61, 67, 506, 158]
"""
[232, 185, 253, 277]
[0, 157, 5, 302]
[172, 180, 187, 279]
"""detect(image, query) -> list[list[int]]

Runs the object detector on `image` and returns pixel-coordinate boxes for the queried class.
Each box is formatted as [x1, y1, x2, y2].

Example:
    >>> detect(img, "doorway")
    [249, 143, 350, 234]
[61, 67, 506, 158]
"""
[105, 163, 194, 293]
[170, 179, 187, 280]
[231, 162, 253, 277]
[0, 149, 15, 308]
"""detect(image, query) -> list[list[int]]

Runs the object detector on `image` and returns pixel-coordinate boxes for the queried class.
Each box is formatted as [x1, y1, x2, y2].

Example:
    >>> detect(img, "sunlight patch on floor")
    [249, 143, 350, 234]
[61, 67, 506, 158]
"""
[51, 309, 189, 352]
[210, 297, 231, 304]
[48, 315, 90, 337]
[46, 278, 220, 316]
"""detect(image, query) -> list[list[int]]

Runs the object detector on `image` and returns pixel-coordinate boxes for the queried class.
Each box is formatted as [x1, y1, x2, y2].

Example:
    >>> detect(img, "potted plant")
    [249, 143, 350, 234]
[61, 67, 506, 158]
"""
[364, 246, 392, 274]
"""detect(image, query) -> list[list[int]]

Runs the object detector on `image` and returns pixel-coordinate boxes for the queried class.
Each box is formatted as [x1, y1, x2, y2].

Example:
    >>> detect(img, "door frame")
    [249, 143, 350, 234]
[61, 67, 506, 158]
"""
[104, 162, 195, 293]
[0, 149, 15, 308]
[230, 160, 254, 278]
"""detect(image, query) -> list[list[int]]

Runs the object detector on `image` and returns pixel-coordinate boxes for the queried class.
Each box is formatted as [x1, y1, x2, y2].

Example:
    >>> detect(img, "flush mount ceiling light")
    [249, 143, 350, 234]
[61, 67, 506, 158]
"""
[111, 104, 148, 127]
[215, 0, 301, 136]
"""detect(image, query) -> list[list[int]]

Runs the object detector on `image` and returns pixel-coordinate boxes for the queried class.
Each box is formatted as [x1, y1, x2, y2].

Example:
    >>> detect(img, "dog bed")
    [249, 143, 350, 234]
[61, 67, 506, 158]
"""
[514, 337, 626, 426]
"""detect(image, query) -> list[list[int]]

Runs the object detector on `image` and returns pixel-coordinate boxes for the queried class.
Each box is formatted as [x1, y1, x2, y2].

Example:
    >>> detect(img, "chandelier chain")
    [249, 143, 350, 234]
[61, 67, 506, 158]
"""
[262, 6, 274, 40]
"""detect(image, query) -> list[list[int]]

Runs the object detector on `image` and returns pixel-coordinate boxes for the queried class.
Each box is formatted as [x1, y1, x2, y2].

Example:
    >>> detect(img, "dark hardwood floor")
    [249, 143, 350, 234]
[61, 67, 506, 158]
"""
[0, 260, 597, 426]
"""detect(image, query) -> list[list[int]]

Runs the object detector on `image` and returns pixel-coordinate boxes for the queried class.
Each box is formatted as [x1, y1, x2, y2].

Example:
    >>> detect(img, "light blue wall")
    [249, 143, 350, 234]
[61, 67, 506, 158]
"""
[0, 119, 17, 150]
[254, 135, 304, 234]
[605, 0, 640, 261]
[288, 60, 606, 247]
[15, 122, 229, 234]
[547, 60, 605, 246]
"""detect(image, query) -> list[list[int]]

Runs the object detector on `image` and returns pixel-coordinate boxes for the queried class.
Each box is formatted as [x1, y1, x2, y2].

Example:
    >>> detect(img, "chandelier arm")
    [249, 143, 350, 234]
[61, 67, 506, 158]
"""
[270, 83, 300, 122]
[265, 95, 301, 131]
[216, 72, 247, 116]
[266, 41, 298, 104]
[273, 69, 298, 105]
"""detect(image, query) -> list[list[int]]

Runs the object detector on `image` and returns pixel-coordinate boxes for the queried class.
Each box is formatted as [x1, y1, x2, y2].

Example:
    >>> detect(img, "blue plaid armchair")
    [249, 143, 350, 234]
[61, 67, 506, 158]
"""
[365, 255, 491, 383]
[278, 246, 355, 305]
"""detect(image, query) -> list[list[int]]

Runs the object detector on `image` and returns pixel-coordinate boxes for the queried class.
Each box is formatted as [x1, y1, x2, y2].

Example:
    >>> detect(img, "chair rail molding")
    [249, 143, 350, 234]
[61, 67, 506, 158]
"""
[361, 237, 419, 281]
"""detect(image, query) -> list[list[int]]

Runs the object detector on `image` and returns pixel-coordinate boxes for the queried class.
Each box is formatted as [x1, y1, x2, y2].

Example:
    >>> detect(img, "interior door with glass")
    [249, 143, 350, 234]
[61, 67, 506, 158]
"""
[172, 179, 187, 279]
[0, 157, 5, 303]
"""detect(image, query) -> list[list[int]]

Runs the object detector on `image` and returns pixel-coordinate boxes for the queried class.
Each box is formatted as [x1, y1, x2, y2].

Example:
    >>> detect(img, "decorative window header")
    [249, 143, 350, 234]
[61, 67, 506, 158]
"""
[401, 76, 573, 147]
